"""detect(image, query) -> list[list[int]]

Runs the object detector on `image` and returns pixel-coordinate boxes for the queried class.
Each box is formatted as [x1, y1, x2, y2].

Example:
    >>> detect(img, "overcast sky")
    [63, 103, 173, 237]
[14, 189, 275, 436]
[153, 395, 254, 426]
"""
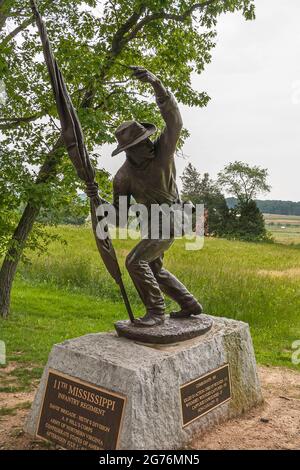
[100, 0, 300, 202]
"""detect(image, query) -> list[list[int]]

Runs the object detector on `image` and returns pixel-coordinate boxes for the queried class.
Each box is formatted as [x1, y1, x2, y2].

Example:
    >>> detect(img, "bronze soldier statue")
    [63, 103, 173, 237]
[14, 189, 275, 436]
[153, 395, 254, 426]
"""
[110, 67, 202, 327]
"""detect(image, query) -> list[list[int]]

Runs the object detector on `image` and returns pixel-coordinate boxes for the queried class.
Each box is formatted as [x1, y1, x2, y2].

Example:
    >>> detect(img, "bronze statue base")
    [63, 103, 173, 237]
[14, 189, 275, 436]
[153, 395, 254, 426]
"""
[114, 314, 213, 344]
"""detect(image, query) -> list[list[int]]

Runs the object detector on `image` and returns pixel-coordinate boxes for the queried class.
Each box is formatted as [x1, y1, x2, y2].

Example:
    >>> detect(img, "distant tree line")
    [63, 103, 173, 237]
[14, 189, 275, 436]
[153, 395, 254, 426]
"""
[227, 198, 300, 216]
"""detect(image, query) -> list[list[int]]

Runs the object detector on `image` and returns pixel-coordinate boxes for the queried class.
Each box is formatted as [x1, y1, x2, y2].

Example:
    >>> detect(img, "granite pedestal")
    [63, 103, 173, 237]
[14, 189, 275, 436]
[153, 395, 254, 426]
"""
[25, 315, 263, 450]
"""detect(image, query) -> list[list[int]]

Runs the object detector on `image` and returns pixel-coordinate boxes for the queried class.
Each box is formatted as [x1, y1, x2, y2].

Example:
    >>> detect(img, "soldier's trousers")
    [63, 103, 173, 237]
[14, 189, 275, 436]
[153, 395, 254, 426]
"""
[125, 238, 198, 315]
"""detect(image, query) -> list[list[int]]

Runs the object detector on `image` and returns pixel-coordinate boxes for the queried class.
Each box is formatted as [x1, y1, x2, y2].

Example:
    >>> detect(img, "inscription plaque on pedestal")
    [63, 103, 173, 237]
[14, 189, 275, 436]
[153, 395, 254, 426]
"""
[37, 369, 126, 450]
[180, 363, 231, 427]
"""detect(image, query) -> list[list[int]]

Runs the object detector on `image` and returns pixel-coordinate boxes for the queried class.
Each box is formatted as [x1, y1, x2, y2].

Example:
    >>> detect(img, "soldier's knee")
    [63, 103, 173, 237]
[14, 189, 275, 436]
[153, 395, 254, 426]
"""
[125, 254, 131, 271]
[149, 259, 163, 275]
[125, 253, 137, 271]
[154, 267, 168, 281]
[126, 251, 144, 273]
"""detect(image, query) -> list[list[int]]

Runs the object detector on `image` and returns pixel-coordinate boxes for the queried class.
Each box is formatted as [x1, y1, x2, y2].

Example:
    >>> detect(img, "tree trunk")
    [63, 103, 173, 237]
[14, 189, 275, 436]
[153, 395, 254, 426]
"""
[0, 204, 40, 318]
[0, 137, 63, 318]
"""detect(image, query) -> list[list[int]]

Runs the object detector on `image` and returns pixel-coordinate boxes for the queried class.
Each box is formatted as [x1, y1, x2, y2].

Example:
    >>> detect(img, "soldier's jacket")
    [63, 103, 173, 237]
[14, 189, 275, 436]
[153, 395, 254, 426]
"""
[113, 90, 183, 226]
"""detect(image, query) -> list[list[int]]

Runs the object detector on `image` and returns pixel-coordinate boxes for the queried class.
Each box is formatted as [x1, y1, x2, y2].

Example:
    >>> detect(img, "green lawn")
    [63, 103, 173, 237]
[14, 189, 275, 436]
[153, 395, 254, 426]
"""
[1, 225, 300, 380]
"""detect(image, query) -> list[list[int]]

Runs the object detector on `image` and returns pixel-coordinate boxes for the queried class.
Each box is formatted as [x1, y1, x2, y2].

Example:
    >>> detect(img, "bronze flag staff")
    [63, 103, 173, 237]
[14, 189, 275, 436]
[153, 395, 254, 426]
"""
[30, 0, 135, 323]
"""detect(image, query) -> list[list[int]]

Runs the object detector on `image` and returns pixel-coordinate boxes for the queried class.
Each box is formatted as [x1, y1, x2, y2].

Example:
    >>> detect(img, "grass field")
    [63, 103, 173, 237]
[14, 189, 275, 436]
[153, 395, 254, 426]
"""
[264, 213, 300, 244]
[1, 224, 300, 383]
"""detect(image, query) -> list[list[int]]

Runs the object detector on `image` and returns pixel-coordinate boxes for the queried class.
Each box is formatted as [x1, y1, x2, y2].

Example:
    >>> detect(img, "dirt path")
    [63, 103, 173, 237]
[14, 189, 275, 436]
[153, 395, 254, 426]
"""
[0, 365, 299, 450]
[190, 366, 300, 450]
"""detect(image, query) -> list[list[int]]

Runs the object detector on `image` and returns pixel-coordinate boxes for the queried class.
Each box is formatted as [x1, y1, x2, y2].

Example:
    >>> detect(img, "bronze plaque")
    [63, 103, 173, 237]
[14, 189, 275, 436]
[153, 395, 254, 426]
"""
[37, 369, 126, 450]
[180, 364, 231, 427]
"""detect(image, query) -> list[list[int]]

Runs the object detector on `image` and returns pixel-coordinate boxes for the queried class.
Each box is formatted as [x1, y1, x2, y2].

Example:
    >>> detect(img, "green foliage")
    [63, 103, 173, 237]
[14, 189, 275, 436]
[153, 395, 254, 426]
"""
[216, 161, 271, 241]
[181, 162, 229, 236]
[37, 195, 89, 225]
[223, 200, 272, 242]
[218, 161, 271, 205]
[237, 200, 269, 241]
[37, 169, 113, 225]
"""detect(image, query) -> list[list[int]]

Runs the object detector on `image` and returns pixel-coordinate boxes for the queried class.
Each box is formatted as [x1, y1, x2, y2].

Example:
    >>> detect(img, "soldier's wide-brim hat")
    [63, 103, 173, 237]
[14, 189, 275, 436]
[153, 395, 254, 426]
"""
[111, 120, 156, 157]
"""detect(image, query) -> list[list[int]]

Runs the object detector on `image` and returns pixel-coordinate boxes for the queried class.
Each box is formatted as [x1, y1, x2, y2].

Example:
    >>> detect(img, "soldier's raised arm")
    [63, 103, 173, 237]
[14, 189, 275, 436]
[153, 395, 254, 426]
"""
[131, 66, 183, 157]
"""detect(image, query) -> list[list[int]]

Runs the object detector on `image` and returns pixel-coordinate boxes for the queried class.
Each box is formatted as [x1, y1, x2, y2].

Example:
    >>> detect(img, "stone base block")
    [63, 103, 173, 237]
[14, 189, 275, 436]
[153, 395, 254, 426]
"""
[25, 316, 263, 450]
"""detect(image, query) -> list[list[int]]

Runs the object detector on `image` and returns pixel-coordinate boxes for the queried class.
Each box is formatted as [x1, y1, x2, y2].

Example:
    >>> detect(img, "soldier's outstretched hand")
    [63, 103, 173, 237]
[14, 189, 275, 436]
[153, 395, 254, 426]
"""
[130, 66, 158, 85]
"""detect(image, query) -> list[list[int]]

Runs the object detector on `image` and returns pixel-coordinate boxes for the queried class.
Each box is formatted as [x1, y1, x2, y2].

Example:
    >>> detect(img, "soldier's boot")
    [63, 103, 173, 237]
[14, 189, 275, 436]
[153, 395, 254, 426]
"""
[134, 312, 165, 327]
[170, 302, 203, 319]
